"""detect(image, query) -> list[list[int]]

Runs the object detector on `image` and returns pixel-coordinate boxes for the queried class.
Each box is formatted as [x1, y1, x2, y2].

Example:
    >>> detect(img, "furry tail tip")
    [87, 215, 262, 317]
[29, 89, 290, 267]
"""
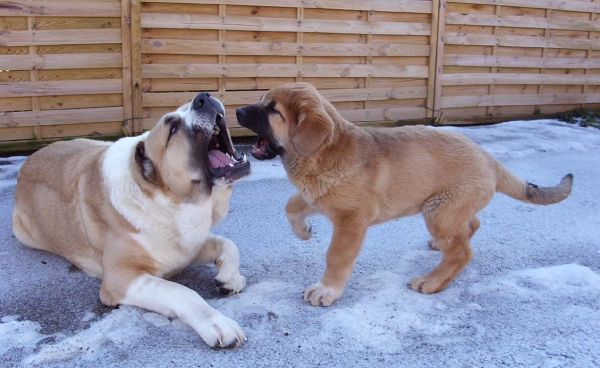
[526, 173, 573, 205]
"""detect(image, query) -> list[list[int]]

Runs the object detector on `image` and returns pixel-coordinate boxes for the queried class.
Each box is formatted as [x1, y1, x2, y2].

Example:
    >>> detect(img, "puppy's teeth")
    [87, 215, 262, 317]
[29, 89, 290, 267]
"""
[242, 153, 246, 162]
[229, 163, 234, 167]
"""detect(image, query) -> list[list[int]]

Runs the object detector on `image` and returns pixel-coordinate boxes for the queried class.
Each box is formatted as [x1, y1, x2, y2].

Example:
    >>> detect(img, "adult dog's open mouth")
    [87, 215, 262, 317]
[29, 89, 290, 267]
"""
[208, 113, 250, 183]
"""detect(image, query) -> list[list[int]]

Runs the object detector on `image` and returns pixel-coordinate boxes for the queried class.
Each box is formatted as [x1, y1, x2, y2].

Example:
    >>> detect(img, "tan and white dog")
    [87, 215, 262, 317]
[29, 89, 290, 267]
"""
[13, 93, 250, 348]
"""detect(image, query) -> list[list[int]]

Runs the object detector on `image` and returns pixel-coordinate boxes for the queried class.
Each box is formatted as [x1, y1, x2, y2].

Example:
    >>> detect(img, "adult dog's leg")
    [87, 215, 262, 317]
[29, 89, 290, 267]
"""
[304, 213, 369, 306]
[102, 271, 245, 348]
[193, 234, 246, 296]
[286, 192, 319, 240]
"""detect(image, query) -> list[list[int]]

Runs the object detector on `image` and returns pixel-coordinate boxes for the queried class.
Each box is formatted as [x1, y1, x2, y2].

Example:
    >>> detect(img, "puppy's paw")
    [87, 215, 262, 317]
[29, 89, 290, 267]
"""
[408, 274, 443, 294]
[214, 272, 246, 296]
[291, 220, 312, 241]
[428, 238, 441, 251]
[198, 312, 246, 349]
[303, 282, 342, 307]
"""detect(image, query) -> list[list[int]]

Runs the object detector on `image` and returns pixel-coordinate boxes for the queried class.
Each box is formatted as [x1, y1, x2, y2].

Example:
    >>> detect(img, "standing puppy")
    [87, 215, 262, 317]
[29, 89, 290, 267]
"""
[13, 93, 250, 348]
[236, 82, 572, 307]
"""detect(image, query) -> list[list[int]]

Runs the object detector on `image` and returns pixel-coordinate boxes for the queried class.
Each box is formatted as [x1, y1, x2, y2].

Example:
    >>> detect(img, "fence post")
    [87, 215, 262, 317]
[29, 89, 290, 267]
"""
[121, 0, 133, 135]
[432, 0, 446, 125]
[130, 0, 143, 134]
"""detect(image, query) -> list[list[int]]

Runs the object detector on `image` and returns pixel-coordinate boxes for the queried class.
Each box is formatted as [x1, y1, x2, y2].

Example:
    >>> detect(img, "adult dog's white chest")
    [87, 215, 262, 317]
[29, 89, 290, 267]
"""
[128, 198, 214, 274]
[102, 136, 229, 275]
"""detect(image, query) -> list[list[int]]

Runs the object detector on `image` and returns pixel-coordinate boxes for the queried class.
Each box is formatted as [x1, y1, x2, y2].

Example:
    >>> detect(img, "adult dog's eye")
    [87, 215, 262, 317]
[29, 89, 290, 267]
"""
[166, 116, 181, 142]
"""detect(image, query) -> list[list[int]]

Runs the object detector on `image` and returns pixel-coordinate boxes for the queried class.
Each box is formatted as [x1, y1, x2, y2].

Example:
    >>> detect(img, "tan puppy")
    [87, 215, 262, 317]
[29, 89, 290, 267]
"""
[13, 93, 251, 348]
[236, 82, 573, 307]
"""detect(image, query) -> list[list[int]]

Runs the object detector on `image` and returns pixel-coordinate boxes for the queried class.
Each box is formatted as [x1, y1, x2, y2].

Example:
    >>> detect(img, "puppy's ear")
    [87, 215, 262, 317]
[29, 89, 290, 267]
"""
[135, 141, 160, 185]
[291, 104, 334, 157]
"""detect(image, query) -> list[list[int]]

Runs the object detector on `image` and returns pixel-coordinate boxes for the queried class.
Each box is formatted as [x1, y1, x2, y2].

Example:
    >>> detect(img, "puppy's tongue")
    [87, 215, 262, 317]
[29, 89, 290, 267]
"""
[208, 150, 235, 168]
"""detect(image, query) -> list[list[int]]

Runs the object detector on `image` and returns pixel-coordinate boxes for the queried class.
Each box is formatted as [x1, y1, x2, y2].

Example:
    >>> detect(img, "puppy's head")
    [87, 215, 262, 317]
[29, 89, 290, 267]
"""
[135, 92, 250, 197]
[236, 82, 334, 160]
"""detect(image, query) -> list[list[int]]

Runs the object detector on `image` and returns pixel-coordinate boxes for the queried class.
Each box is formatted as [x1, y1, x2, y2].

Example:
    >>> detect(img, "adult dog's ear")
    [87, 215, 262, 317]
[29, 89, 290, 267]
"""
[291, 100, 334, 157]
[135, 141, 160, 185]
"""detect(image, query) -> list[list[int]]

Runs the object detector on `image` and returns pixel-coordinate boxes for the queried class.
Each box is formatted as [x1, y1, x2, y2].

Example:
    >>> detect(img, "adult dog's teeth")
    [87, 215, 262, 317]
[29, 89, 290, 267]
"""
[217, 113, 223, 118]
[242, 153, 246, 162]
[229, 163, 234, 167]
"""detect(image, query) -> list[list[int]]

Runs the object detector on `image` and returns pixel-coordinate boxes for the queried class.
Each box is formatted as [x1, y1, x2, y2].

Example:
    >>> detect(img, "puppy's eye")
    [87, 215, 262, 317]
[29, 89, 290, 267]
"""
[267, 101, 283, 118]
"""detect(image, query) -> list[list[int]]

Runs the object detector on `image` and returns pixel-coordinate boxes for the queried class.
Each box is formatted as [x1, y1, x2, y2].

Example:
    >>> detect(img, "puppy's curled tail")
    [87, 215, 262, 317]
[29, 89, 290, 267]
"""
[492, 158, 573, 205]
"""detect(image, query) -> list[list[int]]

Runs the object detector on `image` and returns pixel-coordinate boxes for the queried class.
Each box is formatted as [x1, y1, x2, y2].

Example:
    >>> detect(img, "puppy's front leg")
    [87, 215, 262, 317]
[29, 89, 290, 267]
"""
[193, 234, 246, 296]
[286, 193, 319, 240]
[304, 214, 369, 306]
[103, 273, 245, 348]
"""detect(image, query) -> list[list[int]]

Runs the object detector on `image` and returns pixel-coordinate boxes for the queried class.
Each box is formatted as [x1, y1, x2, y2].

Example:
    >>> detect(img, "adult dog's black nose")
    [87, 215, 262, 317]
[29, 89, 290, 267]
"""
[192, 92, 211, 111]
[235, 107, 246, 121]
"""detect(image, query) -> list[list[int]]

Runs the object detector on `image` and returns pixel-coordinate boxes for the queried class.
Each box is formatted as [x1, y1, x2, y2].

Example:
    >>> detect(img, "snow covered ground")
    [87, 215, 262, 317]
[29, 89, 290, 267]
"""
[1, 119, 599, 367]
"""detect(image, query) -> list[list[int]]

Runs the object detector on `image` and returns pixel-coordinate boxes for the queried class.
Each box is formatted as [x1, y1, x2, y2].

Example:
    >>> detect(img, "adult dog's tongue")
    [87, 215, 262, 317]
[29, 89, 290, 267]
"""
[208, 150, 235, 168]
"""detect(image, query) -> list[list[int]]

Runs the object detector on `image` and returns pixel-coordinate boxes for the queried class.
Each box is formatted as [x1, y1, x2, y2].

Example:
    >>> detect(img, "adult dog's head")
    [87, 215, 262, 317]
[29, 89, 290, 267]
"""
[236, 82, 335, 160]
[135, 92, 250, 197]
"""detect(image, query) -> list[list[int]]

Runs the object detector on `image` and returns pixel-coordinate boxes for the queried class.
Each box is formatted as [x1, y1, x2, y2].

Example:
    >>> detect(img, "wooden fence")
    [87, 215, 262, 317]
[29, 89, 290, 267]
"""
[0, 0, 599, 151]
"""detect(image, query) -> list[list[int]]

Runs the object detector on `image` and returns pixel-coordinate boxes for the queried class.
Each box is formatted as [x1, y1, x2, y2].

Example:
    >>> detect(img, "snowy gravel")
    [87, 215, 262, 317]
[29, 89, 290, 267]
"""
[1, 119, 599, 367]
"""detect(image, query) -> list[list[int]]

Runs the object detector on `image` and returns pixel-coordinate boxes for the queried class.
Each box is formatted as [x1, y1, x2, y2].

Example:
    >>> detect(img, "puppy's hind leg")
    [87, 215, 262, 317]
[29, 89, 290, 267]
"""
[411, 186, 491, 294]
[193, 234, 246, 296]
[428, 216, 480, 251]
[286, 192, 319, 240]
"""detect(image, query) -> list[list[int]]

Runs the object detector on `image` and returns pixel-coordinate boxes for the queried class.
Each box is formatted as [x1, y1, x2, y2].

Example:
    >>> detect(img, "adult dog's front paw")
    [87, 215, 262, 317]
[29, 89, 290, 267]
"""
[290, 219, 312, 240]
[198, 312, 246, 349]
[303, 282, 342, 307]
[214, 271, 246, 296]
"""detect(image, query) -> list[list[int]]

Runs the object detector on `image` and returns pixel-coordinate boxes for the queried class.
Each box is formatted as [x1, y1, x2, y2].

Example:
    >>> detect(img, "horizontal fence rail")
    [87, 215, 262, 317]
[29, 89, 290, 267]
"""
[0, 0, 598, 151]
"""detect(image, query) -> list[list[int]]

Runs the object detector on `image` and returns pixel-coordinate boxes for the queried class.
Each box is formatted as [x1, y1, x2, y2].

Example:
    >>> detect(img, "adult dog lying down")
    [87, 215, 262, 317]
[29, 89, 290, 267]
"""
[236, 82, 573, 307]
[13, 93, 250, 348]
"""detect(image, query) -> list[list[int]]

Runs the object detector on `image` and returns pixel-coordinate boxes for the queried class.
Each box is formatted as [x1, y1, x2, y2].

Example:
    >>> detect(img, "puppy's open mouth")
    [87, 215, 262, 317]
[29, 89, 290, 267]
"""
[250, 136, 278, 160]
[207, 114, 251, 182]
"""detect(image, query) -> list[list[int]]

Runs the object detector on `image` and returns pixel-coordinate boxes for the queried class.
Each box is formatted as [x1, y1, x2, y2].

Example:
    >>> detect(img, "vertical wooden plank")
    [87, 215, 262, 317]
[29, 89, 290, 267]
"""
[296, 7, 304, 83]
[28, 16, 41, 140]
[432, 0, 446, 124]
[427, 0, 440, 120]
[582, 1, 598, 103]
[121, 0, 133, 135]
[486, 5, 501, 117]
[219, 4, 226, 93]
[131, 0, 143, 133]
[535, 8, 551, 114]
[365, 10, 373, 110]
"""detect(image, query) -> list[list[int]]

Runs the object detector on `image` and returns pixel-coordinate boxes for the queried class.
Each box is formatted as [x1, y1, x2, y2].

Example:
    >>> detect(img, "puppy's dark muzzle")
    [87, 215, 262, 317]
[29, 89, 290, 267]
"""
[235, 104, 281, 160]
[235, 106, 251, 128]
[236, 105, 266, 134]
